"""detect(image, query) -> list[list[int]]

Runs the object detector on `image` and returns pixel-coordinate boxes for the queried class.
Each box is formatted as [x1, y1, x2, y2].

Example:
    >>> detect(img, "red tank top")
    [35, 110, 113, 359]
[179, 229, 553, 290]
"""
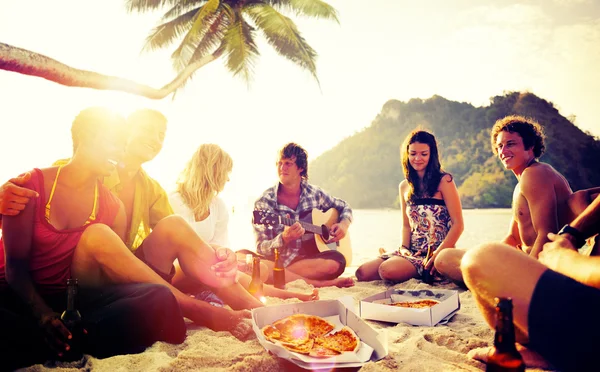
[0, 168, 121, 294]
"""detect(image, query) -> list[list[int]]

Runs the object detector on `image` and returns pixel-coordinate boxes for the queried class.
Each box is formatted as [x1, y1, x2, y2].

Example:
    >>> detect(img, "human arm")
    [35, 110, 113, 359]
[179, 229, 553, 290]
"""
[562, 193, 600, 247]
[540, 233, 600, 289]
[425, 175, 464, 270]
[399, 181, 412, 256]
[502, 218, 521, 247]
[319, 187, 353, 242]
[521, 167, 559, 258]
[253, 197, 286, 256]
[148, 184, 174, 229]
[3, 183, 71, 355]
[0, 173, 39, 229]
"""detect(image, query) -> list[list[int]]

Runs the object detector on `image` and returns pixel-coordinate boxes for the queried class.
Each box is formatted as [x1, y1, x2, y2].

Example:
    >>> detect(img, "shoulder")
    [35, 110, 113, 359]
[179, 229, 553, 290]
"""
[99, 183, 124, 210]
[139, 169, 168, 197]
[438, 174, 456, 189]
[399, 179, 409, 191]
[168, 191, 187, 211]
[520, 163, 557, 185]
[255, 184, 277, 204]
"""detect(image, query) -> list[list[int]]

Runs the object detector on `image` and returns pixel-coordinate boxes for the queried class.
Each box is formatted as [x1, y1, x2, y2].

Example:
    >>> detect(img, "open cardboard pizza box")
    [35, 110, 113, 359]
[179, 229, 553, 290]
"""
[359, 288, 460, 326]
[252, 296, 388, 369]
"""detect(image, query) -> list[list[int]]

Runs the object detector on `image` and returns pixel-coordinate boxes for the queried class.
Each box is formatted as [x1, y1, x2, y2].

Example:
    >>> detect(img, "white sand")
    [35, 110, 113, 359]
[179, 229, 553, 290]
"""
[21, 279, 552, 372]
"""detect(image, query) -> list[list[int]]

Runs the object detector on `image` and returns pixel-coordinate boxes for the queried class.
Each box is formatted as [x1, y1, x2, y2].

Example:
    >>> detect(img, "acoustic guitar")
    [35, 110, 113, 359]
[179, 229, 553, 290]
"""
[253, 208, 353, 266]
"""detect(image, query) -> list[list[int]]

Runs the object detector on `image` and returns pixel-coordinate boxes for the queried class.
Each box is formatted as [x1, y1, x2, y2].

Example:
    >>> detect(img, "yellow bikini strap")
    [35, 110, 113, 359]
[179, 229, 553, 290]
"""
[45, 166, 63, 222]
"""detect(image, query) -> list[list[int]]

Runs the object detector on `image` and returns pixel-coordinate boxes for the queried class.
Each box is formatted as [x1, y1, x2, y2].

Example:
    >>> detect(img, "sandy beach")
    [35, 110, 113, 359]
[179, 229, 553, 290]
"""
[19, 276, 554, 372]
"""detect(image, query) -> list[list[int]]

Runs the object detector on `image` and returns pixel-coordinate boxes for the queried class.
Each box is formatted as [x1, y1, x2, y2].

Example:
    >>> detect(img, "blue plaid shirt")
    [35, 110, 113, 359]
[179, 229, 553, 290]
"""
[253, 180, 353, 267]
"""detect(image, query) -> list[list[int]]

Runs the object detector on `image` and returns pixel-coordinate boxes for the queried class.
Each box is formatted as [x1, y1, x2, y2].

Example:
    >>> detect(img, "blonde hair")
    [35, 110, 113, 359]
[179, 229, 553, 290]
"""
[176, 144, 233, 217]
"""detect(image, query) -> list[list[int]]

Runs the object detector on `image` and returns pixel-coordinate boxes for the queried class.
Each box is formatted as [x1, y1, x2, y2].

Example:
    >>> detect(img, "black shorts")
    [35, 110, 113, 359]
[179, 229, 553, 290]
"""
[236, 249, 346, 280]
[528, 269, 600, 372]
[134, 245, 176, 283]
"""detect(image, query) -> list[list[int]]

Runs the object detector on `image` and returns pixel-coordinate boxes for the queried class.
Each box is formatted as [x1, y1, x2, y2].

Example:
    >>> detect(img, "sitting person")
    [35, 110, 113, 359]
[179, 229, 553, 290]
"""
[0, 107, 186, 370]
[4, 109, 261, 338]
[169, 143, 318, 301]
[435, 115, 573, 283]
[463, 192, 600, 371]
[355, 130, 464, 283]
[251, 143, 355, 288]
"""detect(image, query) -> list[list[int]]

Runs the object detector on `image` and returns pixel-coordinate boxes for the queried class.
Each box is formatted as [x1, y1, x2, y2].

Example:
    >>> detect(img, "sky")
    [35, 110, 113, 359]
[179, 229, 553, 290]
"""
[1, 0, 600, 210]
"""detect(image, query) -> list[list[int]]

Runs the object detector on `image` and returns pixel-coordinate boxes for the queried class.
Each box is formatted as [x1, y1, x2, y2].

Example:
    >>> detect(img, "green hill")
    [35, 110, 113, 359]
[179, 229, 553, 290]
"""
[308, 92, 600, 209]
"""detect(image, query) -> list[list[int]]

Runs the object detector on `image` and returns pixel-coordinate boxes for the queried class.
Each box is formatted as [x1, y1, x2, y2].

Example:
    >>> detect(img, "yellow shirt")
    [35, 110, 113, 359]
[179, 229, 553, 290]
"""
[53, 159, 173, 251]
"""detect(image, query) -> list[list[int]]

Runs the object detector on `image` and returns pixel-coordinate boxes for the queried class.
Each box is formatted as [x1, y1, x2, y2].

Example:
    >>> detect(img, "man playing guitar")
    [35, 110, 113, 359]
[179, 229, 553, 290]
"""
[251, 143, 355, 288]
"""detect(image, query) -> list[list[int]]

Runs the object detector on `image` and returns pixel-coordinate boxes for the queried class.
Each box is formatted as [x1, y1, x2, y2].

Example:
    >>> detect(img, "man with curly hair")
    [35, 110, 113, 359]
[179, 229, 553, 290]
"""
[435, 115, 574, 282]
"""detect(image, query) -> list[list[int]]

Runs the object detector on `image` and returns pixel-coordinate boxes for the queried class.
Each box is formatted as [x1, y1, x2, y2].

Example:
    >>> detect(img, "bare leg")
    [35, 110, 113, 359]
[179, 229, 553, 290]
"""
[286, 258, 355, 288]
[172, 264, 319, 302]
[378, 256, 418, 282]
[461, 242, 552, 368]
[434, 248, 467, 283]
[136, 215, 263, 310]
[355, 258, 385, 281]
[71, 224, 252, 338]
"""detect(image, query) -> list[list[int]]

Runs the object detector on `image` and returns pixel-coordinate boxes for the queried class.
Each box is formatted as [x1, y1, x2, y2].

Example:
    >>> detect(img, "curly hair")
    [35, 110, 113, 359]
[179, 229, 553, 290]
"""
[401, 130, 449, 202]
[176, 144, 233, 218]
[279, 143, 308, 179]
[490, 115, 545, 158]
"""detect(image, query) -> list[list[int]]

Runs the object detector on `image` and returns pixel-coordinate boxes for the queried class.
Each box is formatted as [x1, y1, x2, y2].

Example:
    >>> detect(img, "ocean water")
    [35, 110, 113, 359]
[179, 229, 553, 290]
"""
[229, 208, 513, 268]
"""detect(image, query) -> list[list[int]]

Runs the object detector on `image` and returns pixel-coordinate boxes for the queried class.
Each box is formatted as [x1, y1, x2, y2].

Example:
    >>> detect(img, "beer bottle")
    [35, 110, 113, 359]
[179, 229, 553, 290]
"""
[422, 245, 434, 284]
[273, 248, 286, 289]
[60, 278, 83, 361]
[486, 297, 525, 372]
[248, 256, 264, 298]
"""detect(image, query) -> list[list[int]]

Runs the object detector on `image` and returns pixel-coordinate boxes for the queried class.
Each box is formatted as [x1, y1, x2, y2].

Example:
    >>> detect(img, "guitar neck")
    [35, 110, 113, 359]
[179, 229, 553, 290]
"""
[280, 216, 323, 235]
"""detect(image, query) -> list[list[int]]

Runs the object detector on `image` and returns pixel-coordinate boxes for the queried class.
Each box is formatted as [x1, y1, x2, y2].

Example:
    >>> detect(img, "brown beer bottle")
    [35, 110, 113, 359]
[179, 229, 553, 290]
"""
[248, 256, 264, 298]
[486, 297, 525, 372]
[273, 248, 286, 289]
[422, 245, 434, 284]
[60, 278, 83, 361]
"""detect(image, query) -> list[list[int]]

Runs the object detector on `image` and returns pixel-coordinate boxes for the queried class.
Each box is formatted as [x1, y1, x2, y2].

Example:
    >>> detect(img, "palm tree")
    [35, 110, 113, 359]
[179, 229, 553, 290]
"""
[0, 0, 337, 99]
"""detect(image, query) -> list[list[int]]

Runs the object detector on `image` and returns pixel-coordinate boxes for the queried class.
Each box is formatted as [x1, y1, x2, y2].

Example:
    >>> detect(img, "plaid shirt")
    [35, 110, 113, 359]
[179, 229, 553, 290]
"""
[253, 180, 353, 267]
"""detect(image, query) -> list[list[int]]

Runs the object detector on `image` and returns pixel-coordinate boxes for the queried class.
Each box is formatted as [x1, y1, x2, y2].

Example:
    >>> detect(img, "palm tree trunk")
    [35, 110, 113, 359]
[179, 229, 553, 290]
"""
[0, 42, 221, 99]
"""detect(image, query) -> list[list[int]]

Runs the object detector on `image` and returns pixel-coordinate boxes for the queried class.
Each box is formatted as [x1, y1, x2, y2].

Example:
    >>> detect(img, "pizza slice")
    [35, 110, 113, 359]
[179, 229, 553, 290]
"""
[308, 345, 342, 358]
[314, 326, 360, 353]
[305, 315, 335, 338]
[279, 339, 315, 355]
[390, 299, 440, 308]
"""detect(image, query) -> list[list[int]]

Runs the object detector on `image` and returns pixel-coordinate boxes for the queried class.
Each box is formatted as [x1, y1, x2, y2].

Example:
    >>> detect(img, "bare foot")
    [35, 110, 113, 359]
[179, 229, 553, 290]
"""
[378, 247, 386, 255]
[309, 276, 355, 288]
[297, 288, 319, 302]
[468, 344, 553, 369]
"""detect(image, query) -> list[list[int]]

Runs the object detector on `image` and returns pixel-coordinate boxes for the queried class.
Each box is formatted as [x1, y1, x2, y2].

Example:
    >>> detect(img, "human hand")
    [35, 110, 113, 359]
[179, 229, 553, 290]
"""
[282, 221, 305, 244]
[424, 248, 442, 272]
[539, 233, 578, 270]
[38, 312, 72, 357]
[0, 173, 38, 216]
[328, 221, 349, 243]
[211, 246, 238, 279]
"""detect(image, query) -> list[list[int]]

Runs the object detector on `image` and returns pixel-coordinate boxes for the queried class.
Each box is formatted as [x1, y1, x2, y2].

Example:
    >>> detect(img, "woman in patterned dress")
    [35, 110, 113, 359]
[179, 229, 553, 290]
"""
[355, 130, 464, 283]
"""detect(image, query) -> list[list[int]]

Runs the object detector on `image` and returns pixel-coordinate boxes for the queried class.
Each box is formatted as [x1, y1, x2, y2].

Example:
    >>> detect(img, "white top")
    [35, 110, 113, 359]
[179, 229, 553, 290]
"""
[169, 191, 230, 247]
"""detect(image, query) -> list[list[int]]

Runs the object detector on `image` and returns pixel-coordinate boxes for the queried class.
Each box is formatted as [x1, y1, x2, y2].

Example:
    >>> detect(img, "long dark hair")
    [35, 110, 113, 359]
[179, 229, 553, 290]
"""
[401, 130, 449, 202]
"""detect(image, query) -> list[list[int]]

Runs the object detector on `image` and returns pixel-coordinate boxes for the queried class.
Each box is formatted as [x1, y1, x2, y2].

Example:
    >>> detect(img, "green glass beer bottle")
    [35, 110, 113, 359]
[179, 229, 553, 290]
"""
[486, 297, 525, 372]
[273, 248, 286, 289]
[60, 278, 83, 361]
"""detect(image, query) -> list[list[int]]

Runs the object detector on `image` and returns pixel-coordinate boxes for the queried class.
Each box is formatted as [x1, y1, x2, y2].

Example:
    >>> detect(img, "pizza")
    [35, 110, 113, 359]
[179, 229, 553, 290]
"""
[261, 314, 360, 357]
[390, 299, 440, 308]
[314, 326, 360, 353]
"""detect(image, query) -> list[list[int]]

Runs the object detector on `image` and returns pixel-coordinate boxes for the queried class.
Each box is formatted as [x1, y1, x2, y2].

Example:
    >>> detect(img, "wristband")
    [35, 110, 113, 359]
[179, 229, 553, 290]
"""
[557, 224, 586, 248]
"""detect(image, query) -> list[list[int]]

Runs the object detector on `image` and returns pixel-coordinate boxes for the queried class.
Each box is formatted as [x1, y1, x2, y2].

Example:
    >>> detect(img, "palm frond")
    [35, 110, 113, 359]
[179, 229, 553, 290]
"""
[126, 0, 197, 13]
[187, 7, 231, 65]
[143, 7, 201, 52]
[170, 0, 222, 71]
[222, 16, 259, 82]
[244, 4, 318, 81]
[260, 0, 338, 22]
[161, 0, 208, 20]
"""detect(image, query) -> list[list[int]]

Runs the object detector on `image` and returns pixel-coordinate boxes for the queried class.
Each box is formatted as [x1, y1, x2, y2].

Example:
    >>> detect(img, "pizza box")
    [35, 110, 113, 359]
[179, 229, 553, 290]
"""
[252, 296, 388, 369]
[359, 288, 460, 326]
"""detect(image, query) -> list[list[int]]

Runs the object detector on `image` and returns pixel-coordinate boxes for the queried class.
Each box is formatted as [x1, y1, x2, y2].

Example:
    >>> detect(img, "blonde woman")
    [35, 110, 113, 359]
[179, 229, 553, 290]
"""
[169, 144, 318, 301]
